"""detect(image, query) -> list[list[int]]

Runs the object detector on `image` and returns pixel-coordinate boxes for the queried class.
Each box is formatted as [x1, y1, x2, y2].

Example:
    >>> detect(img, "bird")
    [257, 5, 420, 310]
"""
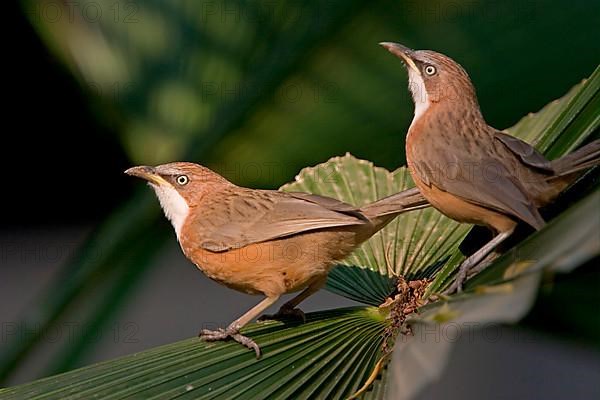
[126, 162, 429, 356]
[379, 42, 600, 293]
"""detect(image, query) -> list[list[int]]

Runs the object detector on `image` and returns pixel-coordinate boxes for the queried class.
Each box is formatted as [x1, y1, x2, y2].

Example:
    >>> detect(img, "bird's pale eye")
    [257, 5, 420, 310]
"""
[424, 65, 437, 76]
[176, 175, 189, 185]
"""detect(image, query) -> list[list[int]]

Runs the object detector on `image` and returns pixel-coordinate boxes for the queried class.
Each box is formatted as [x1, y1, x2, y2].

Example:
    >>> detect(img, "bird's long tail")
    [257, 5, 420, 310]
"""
[360, 187, 429, 220]
[551, 139, 600, 176]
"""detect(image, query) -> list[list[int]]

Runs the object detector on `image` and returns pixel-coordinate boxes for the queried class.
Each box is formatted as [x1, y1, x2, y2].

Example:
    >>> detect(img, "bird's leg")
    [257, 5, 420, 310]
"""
[444, 228, 515, 295]
[465, 249, 501, 279]
[259, 276, 327, 323]
[199, 295, 279, 358]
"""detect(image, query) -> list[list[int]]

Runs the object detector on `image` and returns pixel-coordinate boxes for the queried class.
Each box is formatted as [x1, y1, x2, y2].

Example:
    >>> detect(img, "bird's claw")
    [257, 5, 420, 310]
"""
[442, 257, 475, 295]
[443, 269, 467, 295]
[442, 279, 463, 296]
[258, 306, 306, 323]
[443, 254, 497, 295]
[199, 327, 261, 358]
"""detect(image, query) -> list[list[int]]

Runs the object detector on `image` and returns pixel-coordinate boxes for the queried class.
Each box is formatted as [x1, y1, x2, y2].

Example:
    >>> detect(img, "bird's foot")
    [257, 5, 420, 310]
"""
[258, 306, 306, 323]
[443, 231, 512, 296]
[442, 269, 467, 296]
[443, 257, 479, 296]
[443, 256, 495, 296]
[199, 327, 261, 358]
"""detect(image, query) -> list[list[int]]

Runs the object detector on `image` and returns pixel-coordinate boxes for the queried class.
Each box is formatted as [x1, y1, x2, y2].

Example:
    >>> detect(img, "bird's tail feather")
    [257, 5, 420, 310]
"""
[360, 187, 429, 220]
[551, 139, 600, 176]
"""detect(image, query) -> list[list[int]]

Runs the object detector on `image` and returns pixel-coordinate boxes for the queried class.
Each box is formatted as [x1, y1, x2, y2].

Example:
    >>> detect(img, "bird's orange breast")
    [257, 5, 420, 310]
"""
[179, 228, 363, 297]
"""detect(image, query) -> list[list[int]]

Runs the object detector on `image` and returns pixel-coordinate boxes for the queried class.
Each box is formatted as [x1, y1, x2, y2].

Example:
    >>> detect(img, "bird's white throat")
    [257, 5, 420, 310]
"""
[150, 183, 189, 240]
[407, 68, 430, 126]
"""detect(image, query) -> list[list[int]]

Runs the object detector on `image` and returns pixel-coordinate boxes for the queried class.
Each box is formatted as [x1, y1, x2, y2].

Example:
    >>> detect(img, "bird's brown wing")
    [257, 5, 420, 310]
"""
[493, 131, 554, 172]
[287, 192, 368, 218]
[193, 189, 367, 252]
[411, 136, 545, 230]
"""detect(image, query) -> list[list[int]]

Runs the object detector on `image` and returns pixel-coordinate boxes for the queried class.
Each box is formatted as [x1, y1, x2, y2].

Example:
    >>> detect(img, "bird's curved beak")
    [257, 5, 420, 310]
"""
[125, 166, 168, 186]
[379, 42, 420, 74]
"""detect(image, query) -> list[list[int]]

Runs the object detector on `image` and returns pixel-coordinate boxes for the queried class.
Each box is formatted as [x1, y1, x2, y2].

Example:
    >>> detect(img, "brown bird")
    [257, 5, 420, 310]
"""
[126, 162, 428, 356]
[380, 42, 600, 293]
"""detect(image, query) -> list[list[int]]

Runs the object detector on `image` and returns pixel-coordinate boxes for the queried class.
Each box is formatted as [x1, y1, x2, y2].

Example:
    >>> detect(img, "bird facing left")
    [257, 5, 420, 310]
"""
[126, 162, 429, 357]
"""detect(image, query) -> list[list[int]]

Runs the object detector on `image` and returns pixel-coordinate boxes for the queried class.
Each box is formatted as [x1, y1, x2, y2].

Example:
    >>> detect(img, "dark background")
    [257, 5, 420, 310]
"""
[5, 1, 131, 226]
[2, 0, 599, 398]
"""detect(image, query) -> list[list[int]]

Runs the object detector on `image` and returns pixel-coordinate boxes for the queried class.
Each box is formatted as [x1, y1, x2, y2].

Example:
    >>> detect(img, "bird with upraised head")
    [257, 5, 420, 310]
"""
[126, 162, 428, 356]
[380, 42, 600, 293]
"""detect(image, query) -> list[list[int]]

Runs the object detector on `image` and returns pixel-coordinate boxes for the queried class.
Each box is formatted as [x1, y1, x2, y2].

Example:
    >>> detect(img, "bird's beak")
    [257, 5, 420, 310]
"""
[379, 42, 420, 74]
[125, 166, 168, 186]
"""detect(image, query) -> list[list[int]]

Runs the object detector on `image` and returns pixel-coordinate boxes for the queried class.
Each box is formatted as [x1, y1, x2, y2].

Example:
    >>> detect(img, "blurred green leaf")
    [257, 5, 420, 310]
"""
[388, 271, 542, 400]
[507, 67, 600, 154]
